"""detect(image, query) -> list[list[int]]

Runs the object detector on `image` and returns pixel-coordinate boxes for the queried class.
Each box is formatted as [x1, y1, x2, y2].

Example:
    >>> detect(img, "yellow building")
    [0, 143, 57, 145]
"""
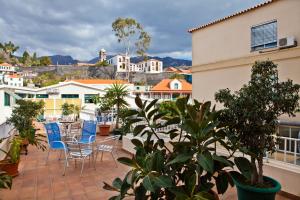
[189, 0, 300, 122]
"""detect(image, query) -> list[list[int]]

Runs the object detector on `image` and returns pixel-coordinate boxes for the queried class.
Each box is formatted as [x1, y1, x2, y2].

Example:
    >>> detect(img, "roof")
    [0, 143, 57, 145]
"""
[188, 0, 278, 33]
[7, 74, 21, 78]
[0, 62, 13, 67]
[70, 79, 129, 85]
[165, 67, 191, 74]
[151, 79, 192, 92]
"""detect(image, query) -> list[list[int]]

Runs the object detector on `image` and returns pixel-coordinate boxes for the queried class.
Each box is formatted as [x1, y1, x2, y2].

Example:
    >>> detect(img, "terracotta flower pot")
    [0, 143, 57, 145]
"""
[98, 124, 110, 136]
[0, 160, 20, 177]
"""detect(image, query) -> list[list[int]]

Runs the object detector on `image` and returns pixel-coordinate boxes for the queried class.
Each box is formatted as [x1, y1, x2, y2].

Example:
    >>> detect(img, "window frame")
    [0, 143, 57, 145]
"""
[61, 94, 79, 99]
[250, 20, 277, 52]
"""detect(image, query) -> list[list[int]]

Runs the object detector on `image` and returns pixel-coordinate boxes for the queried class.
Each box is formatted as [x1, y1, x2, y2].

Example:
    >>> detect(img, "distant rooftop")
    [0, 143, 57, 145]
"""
[0, 62, 13, 67]
[151, 79, 192, 92]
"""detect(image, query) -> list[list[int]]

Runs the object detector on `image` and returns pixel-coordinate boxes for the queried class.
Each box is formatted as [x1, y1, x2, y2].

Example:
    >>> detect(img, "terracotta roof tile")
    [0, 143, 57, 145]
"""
[70, 79, 129, 84]
[0, 62, 13, 67]
[151, 79, 192, 92]
[188, 0, 278, 33]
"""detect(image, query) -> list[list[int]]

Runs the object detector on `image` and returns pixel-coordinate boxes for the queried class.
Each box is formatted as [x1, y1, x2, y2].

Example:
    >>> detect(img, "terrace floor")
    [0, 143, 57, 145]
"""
[0, 124, 294, 200]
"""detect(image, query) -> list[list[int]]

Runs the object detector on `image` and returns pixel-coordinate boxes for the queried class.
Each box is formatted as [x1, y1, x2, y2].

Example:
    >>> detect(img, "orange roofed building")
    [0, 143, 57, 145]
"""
[134, 79, 192, 100]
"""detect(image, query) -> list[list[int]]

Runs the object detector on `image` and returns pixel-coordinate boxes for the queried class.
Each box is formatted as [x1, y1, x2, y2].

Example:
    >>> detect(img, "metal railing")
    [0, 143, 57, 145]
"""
[266, 136, 300, 166]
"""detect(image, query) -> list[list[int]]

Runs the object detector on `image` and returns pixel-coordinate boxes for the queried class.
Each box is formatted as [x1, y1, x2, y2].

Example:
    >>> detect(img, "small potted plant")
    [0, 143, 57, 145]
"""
[0, 136, 22, 177]
[103, 96, 234, 199]
[215, 61, 300, 200]
[93, 95, 112, 136]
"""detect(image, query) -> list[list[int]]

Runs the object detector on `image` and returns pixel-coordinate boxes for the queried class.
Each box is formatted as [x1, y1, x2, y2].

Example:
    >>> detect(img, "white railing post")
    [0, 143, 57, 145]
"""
[284, 138, 287, 162]
[294, 140, 297, 165]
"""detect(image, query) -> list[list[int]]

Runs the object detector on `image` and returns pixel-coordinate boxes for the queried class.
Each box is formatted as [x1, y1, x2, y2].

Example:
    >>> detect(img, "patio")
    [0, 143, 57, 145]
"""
[0, 123, 292, 200]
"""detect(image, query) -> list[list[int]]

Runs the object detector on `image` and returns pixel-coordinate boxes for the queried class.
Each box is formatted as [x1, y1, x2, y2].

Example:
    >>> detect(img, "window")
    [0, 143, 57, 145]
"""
[61, 94, 79, 98]
[27, 94, 35, 98]
[16, 93, 26, 98]
[251, 20, 277, 51]
[4, 92, 10, 106]
[174, 83, 179, 89]
[36, 94, 49, 98]
[84, 94, 97, 103]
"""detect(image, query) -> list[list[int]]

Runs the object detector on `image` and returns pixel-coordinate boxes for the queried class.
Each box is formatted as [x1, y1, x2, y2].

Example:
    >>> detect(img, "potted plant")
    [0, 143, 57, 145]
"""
[7, 100, 46, 154]
[0, 136, 22, 177]
[93, 95, 112, 136]
[215, 61, 300, 200]
[103, 96, 234, 199]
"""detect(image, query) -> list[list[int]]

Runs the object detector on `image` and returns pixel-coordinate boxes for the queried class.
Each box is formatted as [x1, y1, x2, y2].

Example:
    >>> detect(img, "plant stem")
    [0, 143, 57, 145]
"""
[257, 156, 264, 184]
[251, 156, 258, 185]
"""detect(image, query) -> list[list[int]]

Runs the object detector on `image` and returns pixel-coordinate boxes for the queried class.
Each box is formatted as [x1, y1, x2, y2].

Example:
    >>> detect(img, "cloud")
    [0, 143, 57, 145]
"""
[0, 0, 264, 60]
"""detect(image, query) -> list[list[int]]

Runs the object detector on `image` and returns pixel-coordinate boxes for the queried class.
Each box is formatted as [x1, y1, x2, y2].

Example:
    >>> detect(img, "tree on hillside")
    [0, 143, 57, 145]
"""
[0, 41, 19, 57]
[21, 51, 32, 66]
[32, 52, 40, 66]
[112, 17, 151, 81]
[39, 56, 52, 66]
[112, 18, 151, 58]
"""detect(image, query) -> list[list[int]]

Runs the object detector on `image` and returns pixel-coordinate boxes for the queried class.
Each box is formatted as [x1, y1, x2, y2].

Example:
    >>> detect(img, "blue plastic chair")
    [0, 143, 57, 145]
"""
[44, 122, 68, 164]
[78, 120, 97, 144]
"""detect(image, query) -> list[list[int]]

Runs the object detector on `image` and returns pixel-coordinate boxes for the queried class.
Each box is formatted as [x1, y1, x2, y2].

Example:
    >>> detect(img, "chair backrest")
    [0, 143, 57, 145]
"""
[66, 142, 83, 157]
[102, 135, 120, 148]
[82, 120, 97, 136]
[44, 122, 62, 147]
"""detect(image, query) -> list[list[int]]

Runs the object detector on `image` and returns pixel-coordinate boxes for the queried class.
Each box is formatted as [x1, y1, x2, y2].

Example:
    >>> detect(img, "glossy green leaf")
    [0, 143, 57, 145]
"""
[131, 139, 143, 148]
[215, 173, 228, 194]
[234, 157, 252, 180]
[117, 157, 136, 167]
[145, 99, 158, 112]
[212, 154, 233, 167]
[153, 175, 173, 188]
[167, 153, 192, 165]
[143, 175, 155, 192]
[133, 124, 146, 136]
[135, 96, 143, 109]
[197, 151, 214, 173]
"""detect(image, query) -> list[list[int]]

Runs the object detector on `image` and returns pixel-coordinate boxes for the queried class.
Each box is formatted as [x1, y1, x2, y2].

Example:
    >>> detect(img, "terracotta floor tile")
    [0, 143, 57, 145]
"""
[0, 125, 292, 200]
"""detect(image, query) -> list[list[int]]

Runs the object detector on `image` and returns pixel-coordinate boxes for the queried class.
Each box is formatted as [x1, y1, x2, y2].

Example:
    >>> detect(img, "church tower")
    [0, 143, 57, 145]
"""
[99, 49, 107, 62]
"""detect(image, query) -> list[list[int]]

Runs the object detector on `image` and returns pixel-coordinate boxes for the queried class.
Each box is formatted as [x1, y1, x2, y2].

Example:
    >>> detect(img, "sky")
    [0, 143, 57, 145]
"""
[0, 0, 265, 61]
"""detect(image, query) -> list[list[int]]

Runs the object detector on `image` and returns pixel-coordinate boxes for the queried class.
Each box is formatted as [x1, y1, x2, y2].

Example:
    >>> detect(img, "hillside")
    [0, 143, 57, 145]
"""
[49, 55, 78, 65]
[49, 54, 191, 67]
[88, 55, 191, 67]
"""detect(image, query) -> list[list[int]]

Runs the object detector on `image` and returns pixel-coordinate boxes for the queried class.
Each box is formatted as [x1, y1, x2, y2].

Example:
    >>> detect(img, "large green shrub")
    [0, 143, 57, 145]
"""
[104, 96, 234, 199]
[215, 60, 300, 186]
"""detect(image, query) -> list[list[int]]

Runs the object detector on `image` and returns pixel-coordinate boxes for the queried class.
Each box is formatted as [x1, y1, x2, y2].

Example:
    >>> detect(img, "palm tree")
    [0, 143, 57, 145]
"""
[106, 83, 129, 129]
[0, 41, 19, 57]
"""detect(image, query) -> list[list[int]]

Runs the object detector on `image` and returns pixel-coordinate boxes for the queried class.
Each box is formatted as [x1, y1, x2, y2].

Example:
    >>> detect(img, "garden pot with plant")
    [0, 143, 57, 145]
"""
[103, 96, 234, 199]
[0, 136, 22, 177]
[215, 61, 300, 200]
[7, 100, 47, 154]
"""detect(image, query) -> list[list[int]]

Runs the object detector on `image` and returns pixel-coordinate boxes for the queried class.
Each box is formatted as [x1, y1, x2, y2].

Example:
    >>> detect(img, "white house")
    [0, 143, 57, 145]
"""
[101, 49, 163, 74]
[138, 59, 163, 73]
[3, 74, 23, 87]
[107, 54, 130, 73]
